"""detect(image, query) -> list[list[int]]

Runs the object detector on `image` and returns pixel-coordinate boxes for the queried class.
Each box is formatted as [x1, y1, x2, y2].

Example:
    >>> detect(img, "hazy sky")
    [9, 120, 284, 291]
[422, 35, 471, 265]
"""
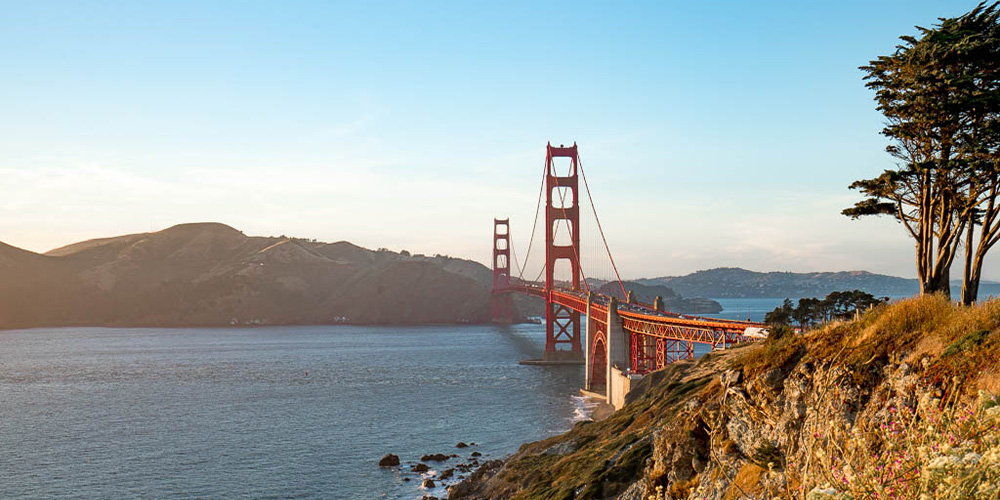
[0, 0, 985, 279]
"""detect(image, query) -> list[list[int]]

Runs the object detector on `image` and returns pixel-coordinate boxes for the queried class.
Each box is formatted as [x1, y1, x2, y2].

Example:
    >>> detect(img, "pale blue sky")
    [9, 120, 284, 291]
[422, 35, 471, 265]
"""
[0, 1, 982, 279]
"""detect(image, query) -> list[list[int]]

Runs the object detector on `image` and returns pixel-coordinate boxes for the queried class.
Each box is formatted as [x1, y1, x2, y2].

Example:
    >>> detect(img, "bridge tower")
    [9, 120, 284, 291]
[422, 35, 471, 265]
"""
[491, 218, 514, 323]
[544, 143, 583, 362]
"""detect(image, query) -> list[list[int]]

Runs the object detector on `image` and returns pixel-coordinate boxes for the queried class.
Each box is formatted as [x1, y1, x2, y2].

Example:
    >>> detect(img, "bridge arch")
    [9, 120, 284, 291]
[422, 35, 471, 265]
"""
[590, 329, 607, 390]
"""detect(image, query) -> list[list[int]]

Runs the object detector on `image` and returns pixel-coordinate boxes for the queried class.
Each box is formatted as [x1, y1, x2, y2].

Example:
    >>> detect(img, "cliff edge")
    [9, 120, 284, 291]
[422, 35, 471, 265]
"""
[450, 295, 1000, 499]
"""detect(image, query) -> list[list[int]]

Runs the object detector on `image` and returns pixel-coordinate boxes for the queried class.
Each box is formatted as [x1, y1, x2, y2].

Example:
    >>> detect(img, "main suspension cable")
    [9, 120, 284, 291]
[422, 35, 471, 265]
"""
[517, 156, 548, 282]
[579, 155, 627, 298]
[509, 230, 523, 279]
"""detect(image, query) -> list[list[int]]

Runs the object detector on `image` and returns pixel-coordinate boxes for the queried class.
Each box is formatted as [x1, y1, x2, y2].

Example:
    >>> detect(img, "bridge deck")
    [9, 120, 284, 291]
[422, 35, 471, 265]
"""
[495, 282, 764, 346]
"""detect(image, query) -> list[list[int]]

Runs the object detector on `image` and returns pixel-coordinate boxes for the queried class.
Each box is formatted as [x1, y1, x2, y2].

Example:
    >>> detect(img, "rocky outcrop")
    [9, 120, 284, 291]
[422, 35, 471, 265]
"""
[378, 453, 400, 467]
[449, 296, 1000, 499]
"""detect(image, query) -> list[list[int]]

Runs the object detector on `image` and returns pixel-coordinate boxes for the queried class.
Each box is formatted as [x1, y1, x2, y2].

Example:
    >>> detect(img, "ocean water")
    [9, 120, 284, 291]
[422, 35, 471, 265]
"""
[0, 324, 585, 499]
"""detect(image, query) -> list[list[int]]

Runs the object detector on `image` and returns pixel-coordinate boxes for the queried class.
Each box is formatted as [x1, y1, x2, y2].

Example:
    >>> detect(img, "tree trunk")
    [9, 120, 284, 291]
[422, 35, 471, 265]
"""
[964, 269, 982, 305]
[962, 220, 977, 305]
[927, 267, 952, 298]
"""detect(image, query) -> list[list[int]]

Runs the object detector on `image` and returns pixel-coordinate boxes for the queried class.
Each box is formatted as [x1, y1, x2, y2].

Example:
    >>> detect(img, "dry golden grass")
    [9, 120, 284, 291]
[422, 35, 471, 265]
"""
[722, 463, 765, 500]
[733, 296, 1000, 499]
[734, 295, 1000, 398]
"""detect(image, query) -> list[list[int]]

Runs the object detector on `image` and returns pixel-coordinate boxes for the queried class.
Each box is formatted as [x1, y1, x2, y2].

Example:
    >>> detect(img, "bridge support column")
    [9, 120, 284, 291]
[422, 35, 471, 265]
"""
[584, 293, 604, 390]
[584, 296, 593, 390]
[606, 297, 629, 390]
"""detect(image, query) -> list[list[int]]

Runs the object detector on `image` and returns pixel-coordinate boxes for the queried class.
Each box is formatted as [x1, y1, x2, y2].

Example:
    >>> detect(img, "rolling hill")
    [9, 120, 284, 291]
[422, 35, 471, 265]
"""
[0, 223, 497, 329]
[637, 267, 919, 298]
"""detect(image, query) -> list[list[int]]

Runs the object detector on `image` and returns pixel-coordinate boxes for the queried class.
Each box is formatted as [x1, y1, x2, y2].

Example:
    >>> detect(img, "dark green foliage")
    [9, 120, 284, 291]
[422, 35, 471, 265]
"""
[765, 290, 885, 328]
[844, 2, 1000, 299]
[764, 298, 794, 325]
[766, 324, 794, 343]
[943, 328, 992, 357]
[793, 297, 823, 327]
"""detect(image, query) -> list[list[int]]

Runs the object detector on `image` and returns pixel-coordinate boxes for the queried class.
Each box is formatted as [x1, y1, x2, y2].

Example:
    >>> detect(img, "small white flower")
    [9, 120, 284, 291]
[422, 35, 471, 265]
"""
[806, 485, 841, 500]
[986, 405, 1000, 421]
[927, 455, 961, 470]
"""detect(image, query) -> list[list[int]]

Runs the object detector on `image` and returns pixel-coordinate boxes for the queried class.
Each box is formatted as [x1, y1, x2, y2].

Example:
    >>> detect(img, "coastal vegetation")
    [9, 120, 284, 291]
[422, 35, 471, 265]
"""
[844, 2, 1000, 304]
[764, 290, 885, 328]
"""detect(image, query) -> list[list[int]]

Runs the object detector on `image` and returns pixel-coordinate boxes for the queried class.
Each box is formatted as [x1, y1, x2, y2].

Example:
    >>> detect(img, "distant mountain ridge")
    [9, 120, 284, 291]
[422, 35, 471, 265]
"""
[0, 223, 497, 329]
[636, 267, 919, 298]
[595, 281, 722, 314]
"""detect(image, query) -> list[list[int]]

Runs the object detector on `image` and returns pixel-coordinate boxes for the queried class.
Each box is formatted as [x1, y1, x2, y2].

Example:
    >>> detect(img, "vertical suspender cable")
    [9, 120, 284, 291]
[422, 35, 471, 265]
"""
[578, 156, 627, 299]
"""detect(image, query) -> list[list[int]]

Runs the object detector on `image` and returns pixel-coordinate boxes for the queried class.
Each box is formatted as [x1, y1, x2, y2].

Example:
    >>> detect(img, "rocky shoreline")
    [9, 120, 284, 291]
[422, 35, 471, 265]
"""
[378, 442, 495, 499]
[378, 394, 617, 499]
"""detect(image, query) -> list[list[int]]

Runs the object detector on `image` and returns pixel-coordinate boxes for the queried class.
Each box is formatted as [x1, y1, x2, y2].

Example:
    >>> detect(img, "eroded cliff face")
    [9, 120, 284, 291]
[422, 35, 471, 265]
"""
[450, 296, 1000, 500]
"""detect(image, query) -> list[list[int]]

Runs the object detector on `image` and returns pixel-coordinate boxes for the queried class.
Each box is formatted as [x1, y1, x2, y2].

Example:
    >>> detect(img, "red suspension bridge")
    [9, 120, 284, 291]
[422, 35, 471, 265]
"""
[491, 143, 766, 396]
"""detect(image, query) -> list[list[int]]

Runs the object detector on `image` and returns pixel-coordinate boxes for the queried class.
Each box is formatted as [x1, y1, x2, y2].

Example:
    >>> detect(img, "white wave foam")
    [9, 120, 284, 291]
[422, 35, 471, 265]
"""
[569, 395, 599, 423]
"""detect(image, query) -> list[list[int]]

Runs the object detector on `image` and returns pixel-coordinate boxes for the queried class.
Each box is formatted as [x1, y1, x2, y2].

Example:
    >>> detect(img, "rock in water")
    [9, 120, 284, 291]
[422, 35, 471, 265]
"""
[422, 479, 436, 488]
[470, 451, 481, 457]
[440, 468, 455, 480]
[412, 463, 430, 472]
[378, 453, 400, 467]
[455, 442, 468, 448]
[421, 453, 449, 461]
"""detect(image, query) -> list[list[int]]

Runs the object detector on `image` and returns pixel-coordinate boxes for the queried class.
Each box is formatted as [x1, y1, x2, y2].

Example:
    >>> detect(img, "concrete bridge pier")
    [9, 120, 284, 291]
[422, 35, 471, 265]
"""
[584, 294, 594, 391]
[605, 297, 628, 390]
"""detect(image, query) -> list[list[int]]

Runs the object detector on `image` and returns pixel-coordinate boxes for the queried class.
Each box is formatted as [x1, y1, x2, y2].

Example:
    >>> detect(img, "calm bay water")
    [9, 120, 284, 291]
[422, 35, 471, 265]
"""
[0, 324, 584, 499]
[703, 297, 785, 323]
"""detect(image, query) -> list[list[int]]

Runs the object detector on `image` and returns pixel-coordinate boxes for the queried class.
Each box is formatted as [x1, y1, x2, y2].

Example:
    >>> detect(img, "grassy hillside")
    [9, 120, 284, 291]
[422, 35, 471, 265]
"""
[0, 223, 500, 328]
[450, 296, 1000, 499]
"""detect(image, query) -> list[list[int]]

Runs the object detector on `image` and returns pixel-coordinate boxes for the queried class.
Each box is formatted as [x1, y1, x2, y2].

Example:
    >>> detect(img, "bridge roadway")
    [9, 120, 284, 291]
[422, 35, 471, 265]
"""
[498, 280, 761, 351]
[498, 279, 765, 407]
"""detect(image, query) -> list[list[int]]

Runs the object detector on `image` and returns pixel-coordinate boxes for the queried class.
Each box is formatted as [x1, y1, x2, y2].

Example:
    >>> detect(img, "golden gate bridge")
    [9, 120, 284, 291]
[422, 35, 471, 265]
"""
[490, 143, 766, 399]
